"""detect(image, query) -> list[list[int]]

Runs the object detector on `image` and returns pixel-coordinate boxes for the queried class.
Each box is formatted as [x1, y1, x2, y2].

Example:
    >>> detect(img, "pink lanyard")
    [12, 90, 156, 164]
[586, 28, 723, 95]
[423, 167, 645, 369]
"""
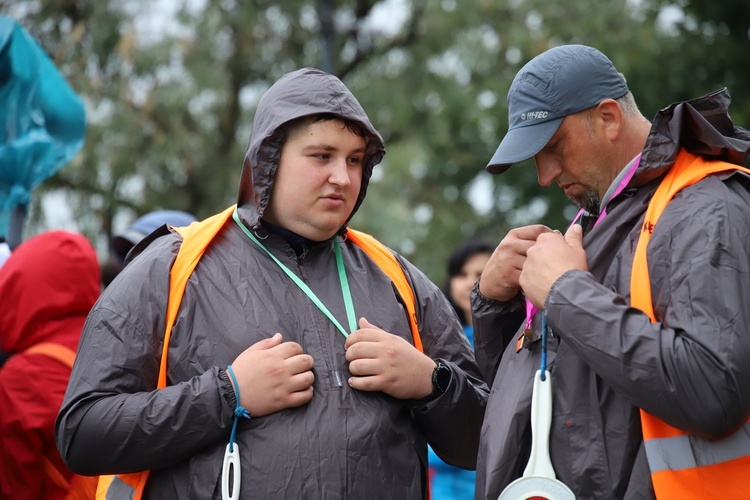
[523, 154, 642, 329]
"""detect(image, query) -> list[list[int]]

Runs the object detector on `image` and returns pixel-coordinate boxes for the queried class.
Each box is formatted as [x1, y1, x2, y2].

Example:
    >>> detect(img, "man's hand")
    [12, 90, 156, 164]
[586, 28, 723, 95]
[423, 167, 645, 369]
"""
[479, 225, 554, 302]
[520, 223, 588, 309]
[229, 333, 315, 417]
[345, 317, 436, 400]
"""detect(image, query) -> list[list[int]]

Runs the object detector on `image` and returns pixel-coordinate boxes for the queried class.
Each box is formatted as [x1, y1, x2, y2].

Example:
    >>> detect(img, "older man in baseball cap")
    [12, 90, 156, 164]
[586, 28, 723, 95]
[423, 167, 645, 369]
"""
[473, 44, 750, 499]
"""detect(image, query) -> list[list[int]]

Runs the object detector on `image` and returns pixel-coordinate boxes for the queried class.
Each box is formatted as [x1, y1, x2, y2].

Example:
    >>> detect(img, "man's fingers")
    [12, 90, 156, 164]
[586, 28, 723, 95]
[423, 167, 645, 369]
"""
[345, 335, 387, 361]
[246, 332, 283, 351]
[287, 370, 315, 392]
[348, 358, 380, 377]
[286, 353, 315, 374]
[268, 340, 306, 358]
[358, 316, 385, 331]
[345, 322, 384, 349]
[284, 386, 314, 408]
[565, 223, 583, 248]
[511, 224, 554, 241]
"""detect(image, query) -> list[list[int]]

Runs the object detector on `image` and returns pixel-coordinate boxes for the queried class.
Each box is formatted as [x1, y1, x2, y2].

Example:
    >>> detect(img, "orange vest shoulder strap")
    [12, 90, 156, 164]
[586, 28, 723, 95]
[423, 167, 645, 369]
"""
[630, 150, 750, 499]
[631, 150, 750, 320]
[98, 205, 238, 500]
[22, 343, 77, 492]
[24, 342, 76, 369]
[158, 204, 236, 388]
[345, 228, 422, 353]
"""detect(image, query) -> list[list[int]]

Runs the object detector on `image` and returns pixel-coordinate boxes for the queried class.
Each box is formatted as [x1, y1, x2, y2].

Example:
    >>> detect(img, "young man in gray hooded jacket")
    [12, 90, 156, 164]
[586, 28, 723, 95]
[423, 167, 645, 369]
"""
[55, 68, 488, 499]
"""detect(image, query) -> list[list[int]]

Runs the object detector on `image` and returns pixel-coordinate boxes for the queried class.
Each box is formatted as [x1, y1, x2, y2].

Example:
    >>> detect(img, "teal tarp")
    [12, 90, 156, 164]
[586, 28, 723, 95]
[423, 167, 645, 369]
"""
[0, 16, 85, 242]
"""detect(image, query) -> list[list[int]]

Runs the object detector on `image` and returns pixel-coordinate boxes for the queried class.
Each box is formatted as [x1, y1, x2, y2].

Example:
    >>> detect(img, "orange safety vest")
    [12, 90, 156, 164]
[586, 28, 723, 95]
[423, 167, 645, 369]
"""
[97, 205, 422, 499]
[630, 149, 750, 499]
[23, 343, 99, 500]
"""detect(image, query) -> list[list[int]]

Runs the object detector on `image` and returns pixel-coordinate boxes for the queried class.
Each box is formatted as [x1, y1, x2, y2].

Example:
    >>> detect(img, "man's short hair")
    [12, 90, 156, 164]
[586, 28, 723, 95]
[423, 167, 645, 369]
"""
[282, 113, 369, 143]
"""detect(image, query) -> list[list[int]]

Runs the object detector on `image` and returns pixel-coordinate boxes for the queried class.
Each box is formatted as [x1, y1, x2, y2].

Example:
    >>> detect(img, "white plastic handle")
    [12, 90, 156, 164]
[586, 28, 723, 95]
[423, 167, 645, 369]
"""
[222, 443, 241, 500]
[523, 369, 554, 478]
[497, 369, 576, 500]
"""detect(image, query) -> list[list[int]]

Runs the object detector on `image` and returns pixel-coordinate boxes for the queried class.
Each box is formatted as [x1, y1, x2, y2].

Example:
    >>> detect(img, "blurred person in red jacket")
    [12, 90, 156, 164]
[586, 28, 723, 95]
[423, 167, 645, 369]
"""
[0, 231, 100, 499]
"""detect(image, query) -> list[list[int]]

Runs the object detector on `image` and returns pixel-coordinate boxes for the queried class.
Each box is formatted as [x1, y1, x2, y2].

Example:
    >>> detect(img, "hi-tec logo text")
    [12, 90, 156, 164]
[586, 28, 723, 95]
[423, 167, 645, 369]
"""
[520, 111, 548, 120]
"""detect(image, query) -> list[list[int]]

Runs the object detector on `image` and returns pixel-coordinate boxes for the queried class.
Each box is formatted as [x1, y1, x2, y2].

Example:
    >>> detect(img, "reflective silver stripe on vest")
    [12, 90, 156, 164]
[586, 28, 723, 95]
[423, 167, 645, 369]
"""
[107, 475, 136, 500]
[644, 422, 750, 473]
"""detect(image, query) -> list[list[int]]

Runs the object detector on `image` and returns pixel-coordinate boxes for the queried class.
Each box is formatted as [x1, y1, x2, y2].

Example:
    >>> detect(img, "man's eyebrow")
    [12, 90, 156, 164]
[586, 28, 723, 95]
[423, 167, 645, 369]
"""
[303, 144, 336, 151]
[302, 144, 366, 153]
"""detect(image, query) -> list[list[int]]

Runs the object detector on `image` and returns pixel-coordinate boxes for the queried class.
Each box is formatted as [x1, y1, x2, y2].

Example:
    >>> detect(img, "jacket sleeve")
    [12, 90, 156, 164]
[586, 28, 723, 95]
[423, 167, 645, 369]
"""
[544, 175, 750, 439]
[398, 258, 490, 470]
[471, 282, 525, 386]
[55, 238, 236, 475]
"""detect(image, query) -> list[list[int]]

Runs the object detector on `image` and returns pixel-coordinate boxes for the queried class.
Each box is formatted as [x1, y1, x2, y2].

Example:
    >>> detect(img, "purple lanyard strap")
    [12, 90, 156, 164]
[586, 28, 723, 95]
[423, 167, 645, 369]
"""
[524, 154, 641, 329]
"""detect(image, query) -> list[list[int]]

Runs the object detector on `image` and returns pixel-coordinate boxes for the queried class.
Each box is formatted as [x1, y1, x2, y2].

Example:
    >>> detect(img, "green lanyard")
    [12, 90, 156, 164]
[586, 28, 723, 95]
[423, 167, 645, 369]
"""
[231, 208, 357, 338]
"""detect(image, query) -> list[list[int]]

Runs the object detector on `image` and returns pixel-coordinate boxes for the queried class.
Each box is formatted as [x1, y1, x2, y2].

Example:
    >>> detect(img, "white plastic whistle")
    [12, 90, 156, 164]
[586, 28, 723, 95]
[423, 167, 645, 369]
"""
[497, 370, 576, 500]
[222, 443, 241, 500]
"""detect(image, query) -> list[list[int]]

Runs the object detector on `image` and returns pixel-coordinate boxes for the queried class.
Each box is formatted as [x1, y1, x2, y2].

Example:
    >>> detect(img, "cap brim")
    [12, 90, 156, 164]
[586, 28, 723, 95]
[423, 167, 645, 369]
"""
[486, 118, 563, 174]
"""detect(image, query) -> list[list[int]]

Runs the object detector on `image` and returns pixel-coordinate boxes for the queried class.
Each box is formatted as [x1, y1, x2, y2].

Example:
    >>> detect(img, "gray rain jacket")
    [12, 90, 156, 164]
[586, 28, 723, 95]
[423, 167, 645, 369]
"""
[56, 68, 488, 499]
[474, 89, 750, 500]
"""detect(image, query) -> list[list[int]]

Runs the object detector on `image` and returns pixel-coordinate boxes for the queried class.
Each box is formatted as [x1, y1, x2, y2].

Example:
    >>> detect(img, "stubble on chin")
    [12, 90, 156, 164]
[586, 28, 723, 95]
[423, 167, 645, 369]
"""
[570, 189, 601, 214]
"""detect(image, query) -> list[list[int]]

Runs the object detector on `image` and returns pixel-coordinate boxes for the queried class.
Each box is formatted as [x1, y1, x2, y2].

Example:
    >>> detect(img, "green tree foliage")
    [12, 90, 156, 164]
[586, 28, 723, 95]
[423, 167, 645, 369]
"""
[644, 0, 750, 127]
[3, 0, 748, 283]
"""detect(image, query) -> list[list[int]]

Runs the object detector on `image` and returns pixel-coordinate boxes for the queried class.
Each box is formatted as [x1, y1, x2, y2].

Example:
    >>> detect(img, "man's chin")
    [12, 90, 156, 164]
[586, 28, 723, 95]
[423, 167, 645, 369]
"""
[303, 221, 346, 242]
[568, 190, 601, 214]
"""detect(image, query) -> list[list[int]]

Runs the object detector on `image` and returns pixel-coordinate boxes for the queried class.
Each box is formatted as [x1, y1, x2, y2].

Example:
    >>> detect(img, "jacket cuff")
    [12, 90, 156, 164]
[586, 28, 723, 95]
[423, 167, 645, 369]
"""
[471, 279, 524, 316]
[218, 367, 237, 411]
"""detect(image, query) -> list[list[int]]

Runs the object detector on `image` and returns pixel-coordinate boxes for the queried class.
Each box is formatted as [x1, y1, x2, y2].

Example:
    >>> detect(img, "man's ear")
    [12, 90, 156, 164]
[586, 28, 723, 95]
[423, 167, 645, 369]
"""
[595, 98, 623, 142]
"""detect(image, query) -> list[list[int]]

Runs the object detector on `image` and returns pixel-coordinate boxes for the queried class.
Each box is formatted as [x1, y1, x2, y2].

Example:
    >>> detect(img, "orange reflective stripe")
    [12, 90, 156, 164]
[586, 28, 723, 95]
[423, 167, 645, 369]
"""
[651, 455, 750, 499]
[24, 342, 76, 369]
[345, 228, 422, 352]
[644, 422, 750, 473]
[630, 149, 750, 498]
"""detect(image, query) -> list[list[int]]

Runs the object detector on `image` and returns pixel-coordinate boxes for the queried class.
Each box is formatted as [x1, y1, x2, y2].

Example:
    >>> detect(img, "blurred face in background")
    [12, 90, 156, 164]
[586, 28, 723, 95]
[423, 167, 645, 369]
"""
[450, 251, 491, 323]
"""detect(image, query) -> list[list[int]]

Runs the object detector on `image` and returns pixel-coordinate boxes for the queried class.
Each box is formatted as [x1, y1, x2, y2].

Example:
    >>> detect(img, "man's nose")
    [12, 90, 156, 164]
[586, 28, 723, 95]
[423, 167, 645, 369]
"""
[329, 158, 352, 186]
[534, 158, 561, 187]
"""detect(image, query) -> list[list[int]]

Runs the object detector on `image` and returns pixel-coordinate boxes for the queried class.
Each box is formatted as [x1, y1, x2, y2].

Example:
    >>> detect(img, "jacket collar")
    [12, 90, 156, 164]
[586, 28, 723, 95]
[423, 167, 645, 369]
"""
[631, 88, 750, 188]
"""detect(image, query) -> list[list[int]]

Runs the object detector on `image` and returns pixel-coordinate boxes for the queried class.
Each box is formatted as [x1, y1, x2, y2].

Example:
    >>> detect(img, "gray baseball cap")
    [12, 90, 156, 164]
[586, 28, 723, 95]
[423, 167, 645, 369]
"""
[487, 44, 629, 174]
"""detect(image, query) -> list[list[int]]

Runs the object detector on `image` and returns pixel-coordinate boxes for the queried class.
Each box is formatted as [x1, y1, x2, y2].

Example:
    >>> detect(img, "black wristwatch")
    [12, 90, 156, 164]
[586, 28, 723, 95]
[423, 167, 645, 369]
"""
[431, 361, 452, 396]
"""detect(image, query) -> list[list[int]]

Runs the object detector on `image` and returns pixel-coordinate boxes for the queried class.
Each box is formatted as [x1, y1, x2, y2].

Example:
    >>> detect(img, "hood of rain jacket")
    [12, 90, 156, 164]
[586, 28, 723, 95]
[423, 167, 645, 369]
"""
[236, 67, 385, 232]
[0, 231, 100, 354]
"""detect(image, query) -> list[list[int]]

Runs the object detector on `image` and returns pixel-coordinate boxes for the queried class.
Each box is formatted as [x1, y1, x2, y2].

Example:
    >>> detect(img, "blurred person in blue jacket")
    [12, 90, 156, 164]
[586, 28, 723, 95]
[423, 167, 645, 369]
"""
[428, 239, 494, 499]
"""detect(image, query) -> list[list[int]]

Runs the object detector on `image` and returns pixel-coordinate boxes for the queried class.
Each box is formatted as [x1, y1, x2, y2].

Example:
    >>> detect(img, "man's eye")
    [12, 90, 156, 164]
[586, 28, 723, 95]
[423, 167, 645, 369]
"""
[313, 153, 330, 160]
